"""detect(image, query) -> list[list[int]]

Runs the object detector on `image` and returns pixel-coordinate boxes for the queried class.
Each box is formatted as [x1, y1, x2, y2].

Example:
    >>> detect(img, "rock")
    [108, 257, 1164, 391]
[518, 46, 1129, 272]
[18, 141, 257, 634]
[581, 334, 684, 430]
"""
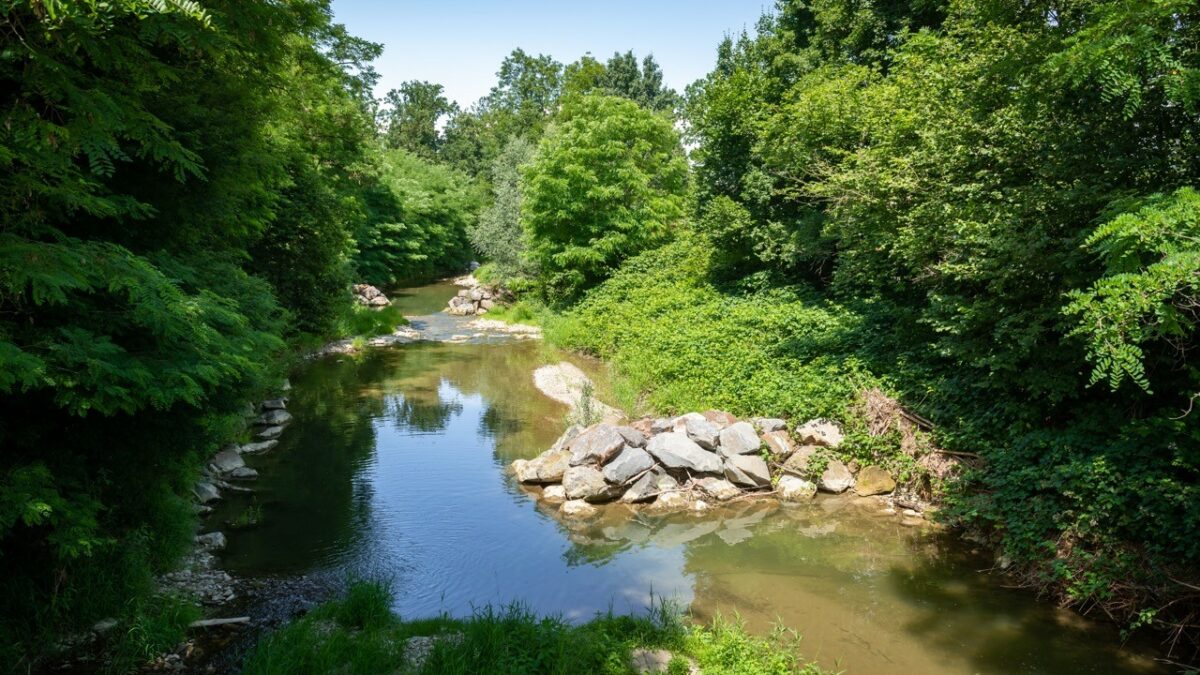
[353, 284, 383, 300]
[568, 424, 626, 466]
[542, 485, 566, 503]
[602, 446, 654, 485]
[683, 417, 721, 450]
[239, 440, 277, 455]
[650, 418, 675, 434]
[368, 294, 390, 307]
[620, 473, 658, 503]
[256, 409, 292, 426]
[645, 491, 691, 513]
[256, 425, 285, 440]
[262, 398, 288, 411]
[653, 472, 680, 492]
[560, 499, 599, 519]
[672, 412, 707, 432]
[280, 379, 291, 391]
[615, 425, 647, 448]
[518, 448, 572, 483]
[229, 466, 258, 480]
[778, 475, 817, 501]
[760, 430, 795, 457]
[724, 454, 771, 487]
[210, 448, 245, 473]
[780, 445, 820, 475]
[562, 466, 617, 503]
[717, 422, 761, 457]
[195, 532, 226, 550]
[696, 477, 741, 501]
[628, 418, 654, 435]
[551, 425, 584, 452]
[854, 465, 896, 496]
[479, 298, 495, 311]
[753, 417, 788, 433]
[512, 459, 533, 482]
[818, 460, 855, 493]
[630, 648, 698, 675]
[194, 482, 221, 503]
[702, 409, 738, 428]
[795, 418, 843, 448]
[646, 432, 722, 473]
[92, 618, 119, 635]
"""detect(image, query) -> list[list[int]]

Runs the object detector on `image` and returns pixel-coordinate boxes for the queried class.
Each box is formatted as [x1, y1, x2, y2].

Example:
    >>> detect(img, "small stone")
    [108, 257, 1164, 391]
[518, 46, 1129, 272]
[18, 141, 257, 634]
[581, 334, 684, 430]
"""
[778, 475, 817, 501]
[818, 460, 856, 493]
[210, 448, 245, 474]
[795, 418, 843, 448]
[542, 485, 566, 503]
[696, 477, 741, 501]
[560, 499, 599, 519]
[261, 398, 288, 411]
[194, 482, 220, 503]
[650, 418, 675, 434]
[717, 422, 761, 457]
[753, 417, 788, 433]
[551, 425, 584, 452]
[780, 445, 819, 476]
[517, 449, 572, 483]
[645, 491, 691, 513]
[854, 465, 896, 496]
[256, 425, 285, 440]
[229, 466, 258, 480]
[195, 532, 226, 550]
[239, 440, 278, 455]
[760, 430, 795, 457]
[256, 409, 292, 426]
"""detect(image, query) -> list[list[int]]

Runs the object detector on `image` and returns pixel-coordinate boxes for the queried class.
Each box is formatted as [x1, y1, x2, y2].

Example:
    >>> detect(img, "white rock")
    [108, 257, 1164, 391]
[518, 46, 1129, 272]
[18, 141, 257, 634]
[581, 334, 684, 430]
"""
[795, 418, 843, 448]
[778, 475, 817, 501]
[818, 460, 856, 493]
[560, 499, 599, 519]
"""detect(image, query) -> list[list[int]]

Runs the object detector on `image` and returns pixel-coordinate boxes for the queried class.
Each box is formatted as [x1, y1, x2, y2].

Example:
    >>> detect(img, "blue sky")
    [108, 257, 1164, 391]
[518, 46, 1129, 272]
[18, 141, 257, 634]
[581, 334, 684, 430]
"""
[331, 1, 773, 107]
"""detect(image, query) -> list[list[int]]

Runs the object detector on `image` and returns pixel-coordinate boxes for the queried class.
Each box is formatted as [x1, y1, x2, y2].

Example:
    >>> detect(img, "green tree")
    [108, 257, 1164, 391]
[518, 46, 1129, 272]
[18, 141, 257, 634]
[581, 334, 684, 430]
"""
[470, 137, 537, 279]
[522, 95, 688, 299]
[381, 80, 458, 157]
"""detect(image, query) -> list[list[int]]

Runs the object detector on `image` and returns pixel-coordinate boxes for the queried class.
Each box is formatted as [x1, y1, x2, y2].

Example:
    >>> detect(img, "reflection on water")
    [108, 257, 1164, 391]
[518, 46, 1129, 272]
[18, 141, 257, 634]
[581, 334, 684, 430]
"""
[213, 286, 1166, 674]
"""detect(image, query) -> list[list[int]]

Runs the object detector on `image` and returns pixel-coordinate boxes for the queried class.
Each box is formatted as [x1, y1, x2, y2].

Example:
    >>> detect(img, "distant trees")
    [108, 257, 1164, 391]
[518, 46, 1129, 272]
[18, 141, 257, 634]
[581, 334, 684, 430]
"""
[381, 81, 458, 157]
[521, 95, 688, 299]
[469, 137, 537, 280]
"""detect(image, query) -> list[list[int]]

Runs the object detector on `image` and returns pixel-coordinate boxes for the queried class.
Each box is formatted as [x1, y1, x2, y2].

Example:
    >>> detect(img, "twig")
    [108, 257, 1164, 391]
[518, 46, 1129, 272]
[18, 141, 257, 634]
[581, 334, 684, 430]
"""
[189, 617, 249, 629]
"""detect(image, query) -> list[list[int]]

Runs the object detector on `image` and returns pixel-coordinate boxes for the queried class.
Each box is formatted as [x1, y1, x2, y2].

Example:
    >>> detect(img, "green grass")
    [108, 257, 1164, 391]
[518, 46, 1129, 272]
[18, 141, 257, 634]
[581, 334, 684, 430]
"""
[335, 303, 410, 338]
[242, 581, 829, 675]
[104, 593, 201, 674]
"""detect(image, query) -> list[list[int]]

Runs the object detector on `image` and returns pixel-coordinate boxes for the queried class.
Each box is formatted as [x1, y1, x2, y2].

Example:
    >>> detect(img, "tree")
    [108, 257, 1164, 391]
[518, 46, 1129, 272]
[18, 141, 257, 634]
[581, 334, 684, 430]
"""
[522, 95, 688, 299]
[469, 137, 536, 279]
[381, 80, 457, 157]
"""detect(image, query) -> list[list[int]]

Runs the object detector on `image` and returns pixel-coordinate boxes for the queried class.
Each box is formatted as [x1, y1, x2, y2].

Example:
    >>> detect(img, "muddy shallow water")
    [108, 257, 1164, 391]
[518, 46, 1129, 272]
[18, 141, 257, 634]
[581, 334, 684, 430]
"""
[210, 282, 1166, 674]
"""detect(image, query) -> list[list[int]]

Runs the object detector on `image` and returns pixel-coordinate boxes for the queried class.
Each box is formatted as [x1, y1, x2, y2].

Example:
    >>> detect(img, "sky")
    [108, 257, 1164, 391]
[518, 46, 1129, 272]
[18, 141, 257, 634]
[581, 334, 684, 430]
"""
[330, 1, 773, 107]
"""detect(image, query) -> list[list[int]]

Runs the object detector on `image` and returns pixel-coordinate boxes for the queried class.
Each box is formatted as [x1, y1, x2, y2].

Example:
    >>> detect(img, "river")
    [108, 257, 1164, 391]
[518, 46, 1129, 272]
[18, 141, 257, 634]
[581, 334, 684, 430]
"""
[209, 281, 1166, 674]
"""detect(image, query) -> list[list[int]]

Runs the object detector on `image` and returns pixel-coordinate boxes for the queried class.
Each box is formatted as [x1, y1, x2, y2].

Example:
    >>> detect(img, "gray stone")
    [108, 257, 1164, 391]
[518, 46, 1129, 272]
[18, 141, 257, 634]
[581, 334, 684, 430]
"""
[602, 446, 654, 485]
[819, 460, 856, 493]
[645, 491, 691, 513]
[778, 475, 817, 501]
[563, 466, 617, 503]
[195, 531, 227, 550]
[519, 448, 572, 483]
[854, 465, 896, 496]
[615, 425, 647, 448]
[239, 440, 278, 455]
[683, 417, 721, 450]
[568, 424, 626, 466]
[653, 472, 680, 492]
[696, 477, 741, 501]
[193, 482, 220, 503]
[479, 298, 496, 311]
[210, 448, 245, 473]
[724, 454, 771, 487]
[262, 398, 288, 411]
[551, 425, 584, 452]
[795, 418, 843, 448]
[560, 499, 599, 519]
[620, 473, 658, 503]
[718, 422, 762, 457]
[256, 425, 285, 440]
[650, 418, 675, 434]
[753, 417, 788, 433]
[780, 445, 820, 475]
[368, 294, 390, 307]
[760, 430, 795, 457]
[645, 432, 722, 473]
[256, 409, 292, 426]
[672, 412, 706, 432]
[229, 466, 258, 480]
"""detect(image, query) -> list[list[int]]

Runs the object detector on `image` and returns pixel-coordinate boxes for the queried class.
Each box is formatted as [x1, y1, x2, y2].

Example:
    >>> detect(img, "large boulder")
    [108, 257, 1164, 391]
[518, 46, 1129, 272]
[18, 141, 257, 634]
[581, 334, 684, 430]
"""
[671, 412, 707, 433]
[516, 448, 572, 484]
[696, 477, 741, 502]
[724, 454, 771, 488]
[818, 460, 856, 493]
[778, 475, 817, 502]
[194, 482, 221, 503]
[257, 425, 285, 440]
[615, 426, 647, 448]
[562, 466, 618, 503]
[779, 445, 819, 476]
[683, 417, 721, 450]
[603, 446, 654, 485]
[210, 448, 245, 474]
[760, 430, 795, 457]
[854, 466, 896, 496]
[568, 424, 626, 466]
[646, 432, 722, 473]
[795, 419, 843, 448]
[717, 422, 761, 457]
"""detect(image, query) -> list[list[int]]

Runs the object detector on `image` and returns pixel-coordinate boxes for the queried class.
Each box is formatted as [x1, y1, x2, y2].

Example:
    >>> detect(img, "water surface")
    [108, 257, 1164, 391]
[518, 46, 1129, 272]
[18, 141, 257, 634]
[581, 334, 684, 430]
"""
[212, 282, 1165, 674]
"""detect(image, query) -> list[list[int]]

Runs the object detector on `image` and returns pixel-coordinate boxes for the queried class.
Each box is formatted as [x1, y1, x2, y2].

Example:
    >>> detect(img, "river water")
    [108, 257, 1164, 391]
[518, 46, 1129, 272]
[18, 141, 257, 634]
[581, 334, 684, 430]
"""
[211, 281, 1166, 674]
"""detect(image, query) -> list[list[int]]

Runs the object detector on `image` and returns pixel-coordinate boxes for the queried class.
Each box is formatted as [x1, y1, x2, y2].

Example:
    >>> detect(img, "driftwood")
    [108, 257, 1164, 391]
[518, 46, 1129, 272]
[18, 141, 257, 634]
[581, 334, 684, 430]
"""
[189, 616, 249, 629]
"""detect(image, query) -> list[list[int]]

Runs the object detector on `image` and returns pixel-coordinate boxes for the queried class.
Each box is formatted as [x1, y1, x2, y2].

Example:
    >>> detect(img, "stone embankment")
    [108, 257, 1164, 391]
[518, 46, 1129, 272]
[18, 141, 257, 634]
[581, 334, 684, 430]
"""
[446, 274, 510, 316]
[513, 411, 918, 521]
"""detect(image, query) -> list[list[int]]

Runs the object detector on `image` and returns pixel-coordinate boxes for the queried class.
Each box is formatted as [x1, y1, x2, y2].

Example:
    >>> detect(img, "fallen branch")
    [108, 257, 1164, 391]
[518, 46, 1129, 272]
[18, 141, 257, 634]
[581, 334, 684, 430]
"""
[189, 617, 249, 629]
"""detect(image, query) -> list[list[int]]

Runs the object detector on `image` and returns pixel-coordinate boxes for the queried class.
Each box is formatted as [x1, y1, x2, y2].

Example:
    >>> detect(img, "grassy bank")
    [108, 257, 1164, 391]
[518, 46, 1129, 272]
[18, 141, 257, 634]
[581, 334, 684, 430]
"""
[243, 581, 828, 675]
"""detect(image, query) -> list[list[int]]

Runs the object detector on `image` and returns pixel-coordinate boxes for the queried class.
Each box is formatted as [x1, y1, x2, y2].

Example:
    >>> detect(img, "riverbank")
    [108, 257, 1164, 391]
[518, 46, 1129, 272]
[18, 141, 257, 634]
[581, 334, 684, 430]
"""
[241, 580, 826, 675]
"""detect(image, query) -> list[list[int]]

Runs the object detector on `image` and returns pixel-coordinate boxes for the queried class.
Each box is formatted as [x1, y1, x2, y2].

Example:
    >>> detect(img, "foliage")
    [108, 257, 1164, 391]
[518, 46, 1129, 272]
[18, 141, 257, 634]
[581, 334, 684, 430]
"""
[355, 148, 482, 286]
[564, 51, 679, 112]
[522, 95, 689, 299]
[241, 580, 826, 675]
[381, 81, 458, 158]
[469, 136, 537, 279]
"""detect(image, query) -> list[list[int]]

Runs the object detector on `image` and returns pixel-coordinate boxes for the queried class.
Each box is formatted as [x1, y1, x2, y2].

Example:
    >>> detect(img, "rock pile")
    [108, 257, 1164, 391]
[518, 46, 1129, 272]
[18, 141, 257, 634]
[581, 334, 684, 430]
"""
[353, 284, 391, 307]
[513, 411, 900, 520]
[192, 383, 293, 507]
[446, 276, 510, 316]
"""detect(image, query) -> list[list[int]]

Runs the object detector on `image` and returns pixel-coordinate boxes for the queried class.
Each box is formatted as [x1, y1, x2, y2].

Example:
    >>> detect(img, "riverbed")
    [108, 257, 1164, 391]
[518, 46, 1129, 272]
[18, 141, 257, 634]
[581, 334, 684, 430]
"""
[210, 281, 1166, 674]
